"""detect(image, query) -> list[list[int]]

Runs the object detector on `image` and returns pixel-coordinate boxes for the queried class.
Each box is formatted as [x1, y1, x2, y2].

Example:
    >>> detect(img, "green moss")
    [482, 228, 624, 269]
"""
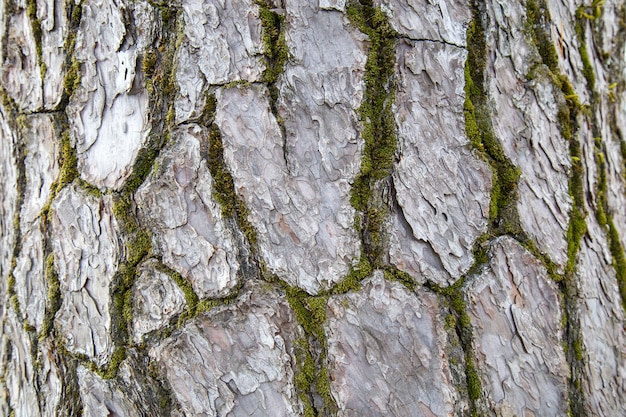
[223, 79, 252, 89]
[59, 1, 84, 104]
[55, 131, 79, 194]
[112, 197, 137, 234]
[122, 147, 159, 196]
[526, 0, 559, 73]
[40, 254, 61, 339]
[331, 255, 372, 295]
[382, 267, 415, 292]
[77, 179, 102, 197]
[465, 355, 482, 404]
[168, 269, 200, 315]
[574, 7, 597, 93]
[142, 51, 157, 79]
[430, 280, 482, 414]
[127, 230, 152, 266]
[346, 1, 398, 266]
[565, 204, 587, 275]
[103, 346, 126, 379]
[293, 338, 316, 417]
[596, 133, 626, 311]
[572, 338, 584, 361]
[206, 122, 258, 247]
[563, 102, 587, 279]
[207, 125, 236, 218]
[108, 197, 153, 378]
[0, 88, 17, 111]
[521, 239, 561, 282]
[444, 312, 457, 331]
[607, 221, 626, 312]
[23, 321, 36, 333]
[7, 273, 15, 293]
[464, 12, 521, 234]
[63, 57, 82, 99]
[256, 1, 289, 85]
[524, 2, 592, 412]
[26, 0, 43, 62]
[10, 294, 20, 315]
[279, 282, 337, 414]
[40, 61, 47, 83]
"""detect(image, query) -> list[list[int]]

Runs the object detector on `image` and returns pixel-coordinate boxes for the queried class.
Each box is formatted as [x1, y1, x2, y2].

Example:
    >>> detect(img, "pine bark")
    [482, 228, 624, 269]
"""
[1, 0, 625, 416]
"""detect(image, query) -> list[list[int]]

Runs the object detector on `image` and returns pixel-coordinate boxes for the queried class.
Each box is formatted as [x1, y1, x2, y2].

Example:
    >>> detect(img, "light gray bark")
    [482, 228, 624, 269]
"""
[1, 0, 625, 416]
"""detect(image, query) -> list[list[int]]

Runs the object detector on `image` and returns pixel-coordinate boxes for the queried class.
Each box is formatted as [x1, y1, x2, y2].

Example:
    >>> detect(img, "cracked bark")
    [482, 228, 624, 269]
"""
[1, 0, 626, 416]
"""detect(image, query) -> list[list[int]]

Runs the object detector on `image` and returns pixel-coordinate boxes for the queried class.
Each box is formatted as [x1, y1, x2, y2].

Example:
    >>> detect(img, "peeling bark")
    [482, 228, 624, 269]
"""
[1, 0, 625, 416]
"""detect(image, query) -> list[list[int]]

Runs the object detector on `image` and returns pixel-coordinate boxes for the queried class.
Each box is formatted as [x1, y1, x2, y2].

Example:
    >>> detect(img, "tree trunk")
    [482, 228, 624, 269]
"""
[1, 0, 625, 416]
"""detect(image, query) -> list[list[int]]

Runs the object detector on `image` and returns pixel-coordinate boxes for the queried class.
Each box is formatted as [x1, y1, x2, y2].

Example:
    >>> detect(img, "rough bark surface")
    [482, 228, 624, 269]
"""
[1, 0, 625, 416]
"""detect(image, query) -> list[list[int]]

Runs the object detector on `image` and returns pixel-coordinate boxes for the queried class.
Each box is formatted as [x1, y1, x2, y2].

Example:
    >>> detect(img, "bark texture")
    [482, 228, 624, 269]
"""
[1, 0, 626, 416]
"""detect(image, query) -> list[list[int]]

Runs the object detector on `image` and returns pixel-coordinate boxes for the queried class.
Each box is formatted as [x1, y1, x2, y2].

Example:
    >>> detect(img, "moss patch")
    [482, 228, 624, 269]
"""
[39, 254, 62, 339]
[54, 131, 79, 195]
[256, 1, 288, 86]
[261, 279, 338, 416]
[525, 1, 591, 414]
[593, 139, 626, 312]
[575, 7, 597, 93]
[526, 0, 559, 73]
[59, 1, 84, 107]
[464, 12, 521, 235]
[205, 122, 258, 247]
[256, 0, 289, 124]
[429, 279, 482, 416]
[25, 0, 43, 73]
[329, 255, 372, 295]
[346, 1, 398, 267]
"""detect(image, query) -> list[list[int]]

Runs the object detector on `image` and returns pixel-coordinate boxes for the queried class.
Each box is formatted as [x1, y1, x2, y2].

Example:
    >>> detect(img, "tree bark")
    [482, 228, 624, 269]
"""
[1, 0, 625, 416]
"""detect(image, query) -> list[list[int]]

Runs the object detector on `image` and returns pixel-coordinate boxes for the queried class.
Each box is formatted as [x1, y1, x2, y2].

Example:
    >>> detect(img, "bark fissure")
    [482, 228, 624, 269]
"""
[2, 0, 626, 415]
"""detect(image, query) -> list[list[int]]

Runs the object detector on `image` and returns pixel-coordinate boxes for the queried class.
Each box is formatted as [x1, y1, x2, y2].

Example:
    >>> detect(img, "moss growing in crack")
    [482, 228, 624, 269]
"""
[26, 0, 43, 63]
[346, 1, 398, 267]
[594, 139, 626, 312]
[126, 230, 152, 267]
[142, 51, 157, 80]
[103, 346, 127, 379]
[40, 254, 61, 339]
[330, 255, 372, 295]
[148, 6, 181, 106]
[62, 58, 82, 99]
[429, 279, 482, 416]
[112, 197, 137, 234]
[524, 0, 588, 279]
[77, 178, 103, 198]
[526, 0, 559, 73]
[607, 221, 626, 312]
[382, 266, 416, 292]
[293, 338, 317, 417]
[109, 193, 154, 378]
[9, 294, 21, 318]
[255, 1, 288, 148]
[0, 87, 18, 111]
[257, 1, 289, 86]
[206, 122, 258, 248]
[278, 283, 337, 415]
[464, 15, 521, 234]
[593, 139, 609, 225]
[161, 267, 199, 318]
[575, 7, 597, 93]
[55, 131, 79, 194]
[60, 2, 84, 105]
[525, 2, 591, 413]
[521, 238, 561, 282]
